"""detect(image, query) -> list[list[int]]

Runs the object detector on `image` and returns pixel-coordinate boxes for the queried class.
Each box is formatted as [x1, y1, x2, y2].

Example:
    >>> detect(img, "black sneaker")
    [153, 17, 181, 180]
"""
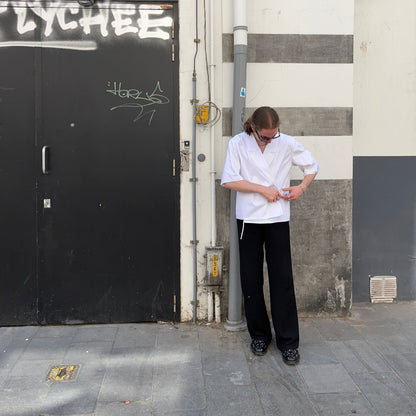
[250, 339, 269, 356]
[281, 348, 300, 365]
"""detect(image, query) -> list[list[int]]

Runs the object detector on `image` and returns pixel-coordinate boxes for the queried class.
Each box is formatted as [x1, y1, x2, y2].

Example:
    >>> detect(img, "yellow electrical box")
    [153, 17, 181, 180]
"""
[195, 105, 209, 124]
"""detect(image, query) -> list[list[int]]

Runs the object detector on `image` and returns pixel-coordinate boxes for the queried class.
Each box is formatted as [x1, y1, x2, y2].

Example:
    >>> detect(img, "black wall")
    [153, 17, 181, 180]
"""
[353, 156, 416, 302]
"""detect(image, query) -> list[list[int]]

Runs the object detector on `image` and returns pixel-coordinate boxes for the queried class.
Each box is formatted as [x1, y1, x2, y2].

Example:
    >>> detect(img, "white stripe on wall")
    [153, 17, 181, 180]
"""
[222, 0, 354, 35]
[222, 63, 353, 108]
[290, 136, 352, 180]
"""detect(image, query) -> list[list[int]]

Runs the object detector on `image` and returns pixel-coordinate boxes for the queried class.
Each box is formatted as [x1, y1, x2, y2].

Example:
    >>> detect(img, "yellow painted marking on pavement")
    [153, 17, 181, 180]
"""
[47, 365, 80, 382]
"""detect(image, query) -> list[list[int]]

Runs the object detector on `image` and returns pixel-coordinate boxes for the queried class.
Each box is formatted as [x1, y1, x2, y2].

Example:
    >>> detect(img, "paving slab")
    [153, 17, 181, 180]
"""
[344, 339, 393, 373]
[8, 358, 57, 382]
[350, 371, 416, 415]
[0, 375, 50, 405]
[248, 354, 317, 416]
[205, 384, 263, 416]
[0, 345, 27, 370]
[72, 326, 118, 343]
[22, 337, 72, 361]
[99, 361, 153, 402]
[152, 410, 207, 416]
[311, 318, 363, 341]
[326, 340, 370, 373]
[202, 349, 251, 387]
[402, 326, 416, 344]
[153, 381, 206, 414]
[35, 326, 80, 338]
[298, 363, 358, 394]
[298, 320, 325, 344]
[310, 392, 375, 415]
[376, 352, 416, 393]
[365, 333, 413, 355]
[64, 341, 114, 363]
[94, 400, 152, 416]
[112, 324, 157, 348]
[296, 342, 339, 365]
[5, 326, 40, 342]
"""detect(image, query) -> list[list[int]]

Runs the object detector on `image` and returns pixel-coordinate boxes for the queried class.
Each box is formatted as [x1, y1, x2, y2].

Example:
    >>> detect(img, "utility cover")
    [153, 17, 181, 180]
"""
[47, 365, 81, 382]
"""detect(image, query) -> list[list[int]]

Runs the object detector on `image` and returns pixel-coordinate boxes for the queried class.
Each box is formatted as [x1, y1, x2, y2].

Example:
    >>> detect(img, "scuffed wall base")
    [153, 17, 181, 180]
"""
[216, 179, 352, 318]
[215, 180, 231, 320]
[290, 179, 352, 316]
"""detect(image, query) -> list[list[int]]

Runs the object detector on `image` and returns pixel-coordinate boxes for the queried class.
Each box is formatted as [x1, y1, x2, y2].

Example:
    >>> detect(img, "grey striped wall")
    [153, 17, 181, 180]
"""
[223, 34, 353, 63]
[222, 107, 353, 137]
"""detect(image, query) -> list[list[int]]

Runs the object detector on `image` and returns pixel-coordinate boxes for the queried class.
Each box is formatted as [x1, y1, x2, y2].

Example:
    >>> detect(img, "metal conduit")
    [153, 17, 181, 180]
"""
[225, 0, 247, 331]
[192, 0, 199, 324]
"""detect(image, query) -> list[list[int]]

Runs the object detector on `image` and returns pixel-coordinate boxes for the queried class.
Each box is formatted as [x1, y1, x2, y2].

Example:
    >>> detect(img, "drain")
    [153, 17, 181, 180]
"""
[47, 365, 81, 382]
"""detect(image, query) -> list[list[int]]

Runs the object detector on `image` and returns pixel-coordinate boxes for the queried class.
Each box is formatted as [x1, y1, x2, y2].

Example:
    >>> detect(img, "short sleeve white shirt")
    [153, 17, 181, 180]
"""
[221, 132, 320, 223]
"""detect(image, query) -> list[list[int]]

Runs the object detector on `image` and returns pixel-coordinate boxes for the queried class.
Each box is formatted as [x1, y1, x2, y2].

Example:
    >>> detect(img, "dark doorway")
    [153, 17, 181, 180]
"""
[0, 1, 180, 324]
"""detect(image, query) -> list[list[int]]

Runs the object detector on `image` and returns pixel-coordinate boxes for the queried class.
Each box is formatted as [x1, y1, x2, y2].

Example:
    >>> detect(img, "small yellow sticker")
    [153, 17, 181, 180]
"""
[212, 255, 218, 277]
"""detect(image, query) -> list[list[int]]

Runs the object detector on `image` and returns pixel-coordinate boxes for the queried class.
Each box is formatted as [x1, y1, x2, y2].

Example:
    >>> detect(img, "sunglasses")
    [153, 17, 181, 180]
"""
[254, 128, 280, 143]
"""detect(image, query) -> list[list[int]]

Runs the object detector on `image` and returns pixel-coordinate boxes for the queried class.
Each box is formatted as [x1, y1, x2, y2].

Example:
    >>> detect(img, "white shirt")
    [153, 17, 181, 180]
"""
[221, 132, 320, 223]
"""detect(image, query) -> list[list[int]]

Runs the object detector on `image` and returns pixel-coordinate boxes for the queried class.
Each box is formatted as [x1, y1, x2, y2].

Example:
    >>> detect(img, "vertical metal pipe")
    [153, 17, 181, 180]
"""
[225, 0, 247, 331]
[209, 0, 217, 247]
[192, 0, 199, 324]
[192, 72, 198, 324]
[208, 291, 214, 322]
[215, 291, 221, 323]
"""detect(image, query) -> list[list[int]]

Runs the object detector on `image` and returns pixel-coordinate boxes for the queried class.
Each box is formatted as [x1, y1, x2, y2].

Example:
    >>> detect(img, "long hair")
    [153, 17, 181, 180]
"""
[243, 106, 280, 134]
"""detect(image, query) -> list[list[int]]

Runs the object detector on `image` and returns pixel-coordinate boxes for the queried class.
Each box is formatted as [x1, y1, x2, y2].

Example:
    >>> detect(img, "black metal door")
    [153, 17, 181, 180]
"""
[0, 40, 38, 325]
[0, 2, 180, 324]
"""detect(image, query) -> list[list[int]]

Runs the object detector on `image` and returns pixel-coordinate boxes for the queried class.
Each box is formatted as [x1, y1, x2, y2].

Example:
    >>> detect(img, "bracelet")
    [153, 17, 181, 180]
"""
[299, 183, 306, 193]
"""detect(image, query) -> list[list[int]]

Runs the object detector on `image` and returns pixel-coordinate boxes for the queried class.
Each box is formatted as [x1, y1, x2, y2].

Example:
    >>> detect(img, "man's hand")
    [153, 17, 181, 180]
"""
[261, 186, 282, 203]
[282, 185, 304, 201]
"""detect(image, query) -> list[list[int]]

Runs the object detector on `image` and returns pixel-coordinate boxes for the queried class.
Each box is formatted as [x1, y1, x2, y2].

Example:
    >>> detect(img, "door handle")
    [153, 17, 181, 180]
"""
[42, 145, 50, 175]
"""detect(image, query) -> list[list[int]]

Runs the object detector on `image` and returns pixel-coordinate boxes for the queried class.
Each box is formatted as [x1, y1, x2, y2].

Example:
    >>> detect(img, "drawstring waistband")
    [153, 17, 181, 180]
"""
[240, 220, 245, 240]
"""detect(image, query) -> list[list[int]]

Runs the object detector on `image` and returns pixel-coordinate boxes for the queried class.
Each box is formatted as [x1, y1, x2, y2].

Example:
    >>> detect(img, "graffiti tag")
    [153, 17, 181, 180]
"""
[106, 81, 169, 125]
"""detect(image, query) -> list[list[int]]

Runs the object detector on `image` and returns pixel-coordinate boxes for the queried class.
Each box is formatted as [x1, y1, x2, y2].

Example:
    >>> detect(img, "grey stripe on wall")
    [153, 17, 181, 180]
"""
[223, 34, 353, 64]
[222, 107, 353, 137]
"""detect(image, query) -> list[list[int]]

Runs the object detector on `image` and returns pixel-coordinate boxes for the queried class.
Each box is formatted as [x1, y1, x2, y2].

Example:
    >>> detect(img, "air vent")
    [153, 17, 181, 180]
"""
[370, 276, 397, 303]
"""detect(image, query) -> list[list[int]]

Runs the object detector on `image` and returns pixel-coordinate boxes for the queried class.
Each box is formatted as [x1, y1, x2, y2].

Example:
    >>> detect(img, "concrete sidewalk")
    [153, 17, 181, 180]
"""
[1, 302, 416, 415]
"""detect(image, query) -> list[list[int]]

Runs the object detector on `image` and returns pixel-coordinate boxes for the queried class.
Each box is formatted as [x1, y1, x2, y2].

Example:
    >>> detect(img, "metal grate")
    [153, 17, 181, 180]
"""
[47, 365, 81, 382]
[370, 276, 397, 303]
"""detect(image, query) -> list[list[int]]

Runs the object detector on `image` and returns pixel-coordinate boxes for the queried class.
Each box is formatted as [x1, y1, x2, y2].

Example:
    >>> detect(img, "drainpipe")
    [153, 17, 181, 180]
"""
[224, 0, 247, 331]
[209, 0, 216, 248]
[208, 0, 222, 323]
[192, 0, 199, 324]
[192, 72, 198, 323]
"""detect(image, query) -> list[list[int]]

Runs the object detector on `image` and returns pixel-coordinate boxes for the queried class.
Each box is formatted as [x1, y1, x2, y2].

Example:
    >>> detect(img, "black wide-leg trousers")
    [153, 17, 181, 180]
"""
[237, 220, 299, 351]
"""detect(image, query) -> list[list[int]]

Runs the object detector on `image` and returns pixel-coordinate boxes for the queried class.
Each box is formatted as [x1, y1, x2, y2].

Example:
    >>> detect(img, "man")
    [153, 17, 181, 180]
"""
[221, 106, 320, 365]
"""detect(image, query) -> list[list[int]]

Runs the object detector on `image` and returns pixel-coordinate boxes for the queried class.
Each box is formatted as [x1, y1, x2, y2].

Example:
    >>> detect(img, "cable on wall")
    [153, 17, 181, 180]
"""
[194, 0, 221, 128]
